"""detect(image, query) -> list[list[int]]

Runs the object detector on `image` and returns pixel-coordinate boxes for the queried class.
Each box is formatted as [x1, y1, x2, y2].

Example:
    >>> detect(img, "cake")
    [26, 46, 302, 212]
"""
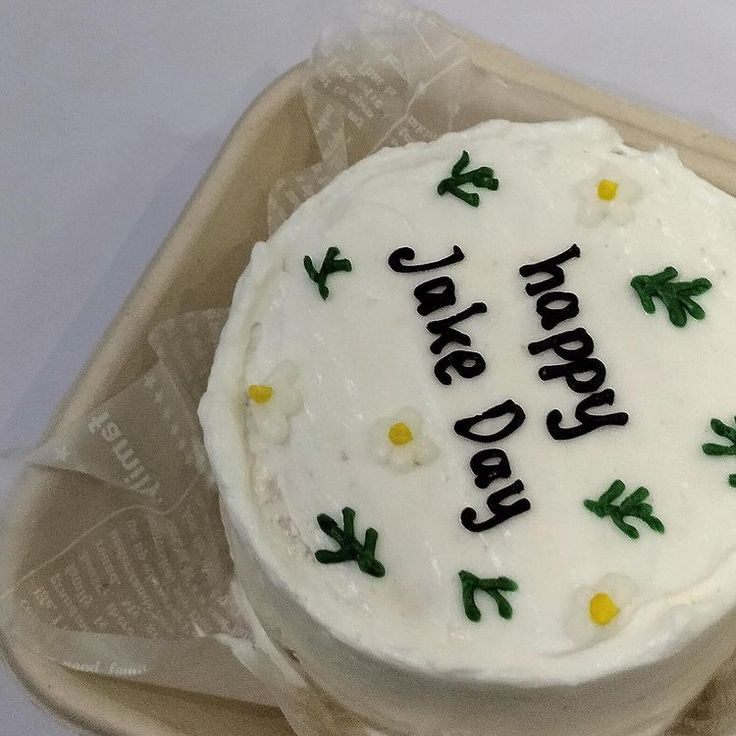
[199, 118, 736, 736]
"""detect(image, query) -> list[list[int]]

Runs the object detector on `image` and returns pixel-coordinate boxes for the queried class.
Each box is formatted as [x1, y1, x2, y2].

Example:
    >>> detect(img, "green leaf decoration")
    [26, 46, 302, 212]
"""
[702, 417, 736, 488]
[315, 507, 385, 577]
[458, 570, 518, 622]
[583, 480, 665, 539]
[630, 266, 712, 327]
[303, 246, 352, 300]
[437, 151, 499, 207]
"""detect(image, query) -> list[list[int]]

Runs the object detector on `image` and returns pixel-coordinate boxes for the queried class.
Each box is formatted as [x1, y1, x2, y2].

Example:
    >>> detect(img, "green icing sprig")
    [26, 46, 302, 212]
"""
[437, 151, 499, 207]
[315, 507, 385, 577]
[584, 480, 665, 540]
[458, 570, 518, 622]
[630, 266, 712, 327]
[303, 246, 352, 300]
[703, 416, 736, 488]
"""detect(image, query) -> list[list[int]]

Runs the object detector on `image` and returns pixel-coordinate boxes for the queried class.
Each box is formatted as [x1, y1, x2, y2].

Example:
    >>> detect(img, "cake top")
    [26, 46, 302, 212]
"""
[200, 118, 736, 683]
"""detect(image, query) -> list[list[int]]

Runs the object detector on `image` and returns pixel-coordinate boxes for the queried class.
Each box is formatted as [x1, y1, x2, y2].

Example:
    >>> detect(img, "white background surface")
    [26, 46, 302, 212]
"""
[1, 1, 734, 734]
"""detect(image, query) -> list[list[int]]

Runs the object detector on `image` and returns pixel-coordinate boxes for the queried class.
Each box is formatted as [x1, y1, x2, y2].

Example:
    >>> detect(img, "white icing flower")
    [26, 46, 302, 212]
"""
[370, 407, 439, 473]
[566, 573, 637, 646]
[245, 361, 302, 444]
[576, 168, 643, 226]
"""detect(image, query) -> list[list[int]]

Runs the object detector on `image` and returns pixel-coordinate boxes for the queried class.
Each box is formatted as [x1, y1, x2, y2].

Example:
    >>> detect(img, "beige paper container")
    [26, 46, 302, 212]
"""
[3, 29, 736, 736]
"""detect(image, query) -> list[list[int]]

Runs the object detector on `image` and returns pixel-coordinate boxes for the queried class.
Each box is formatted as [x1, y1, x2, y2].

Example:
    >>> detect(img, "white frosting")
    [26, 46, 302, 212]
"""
[200, 118, 736, 736]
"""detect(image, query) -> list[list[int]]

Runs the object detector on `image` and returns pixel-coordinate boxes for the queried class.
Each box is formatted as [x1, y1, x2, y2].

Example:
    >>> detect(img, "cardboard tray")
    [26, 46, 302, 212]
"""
[3, 32, 736, 736]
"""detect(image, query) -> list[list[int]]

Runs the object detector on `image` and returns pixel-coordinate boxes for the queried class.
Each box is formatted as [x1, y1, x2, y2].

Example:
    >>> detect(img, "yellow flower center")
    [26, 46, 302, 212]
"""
[597, 178, 619, 201]
[247, 384, 273, 404]
[388, 422, 414, 446]
[589, 592, 620, 626]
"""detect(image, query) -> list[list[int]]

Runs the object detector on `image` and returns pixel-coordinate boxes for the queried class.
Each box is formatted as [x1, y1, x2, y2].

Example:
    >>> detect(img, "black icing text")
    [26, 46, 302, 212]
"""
[389, 245, 488, 386]
[455, 400, 531, 531]
[519, 244, 629, 439]
[389, 245, 531, 533]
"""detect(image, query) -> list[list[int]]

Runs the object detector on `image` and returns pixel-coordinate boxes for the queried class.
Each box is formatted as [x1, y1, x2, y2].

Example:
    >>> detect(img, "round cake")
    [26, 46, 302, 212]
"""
[199, 118, 736, 736]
